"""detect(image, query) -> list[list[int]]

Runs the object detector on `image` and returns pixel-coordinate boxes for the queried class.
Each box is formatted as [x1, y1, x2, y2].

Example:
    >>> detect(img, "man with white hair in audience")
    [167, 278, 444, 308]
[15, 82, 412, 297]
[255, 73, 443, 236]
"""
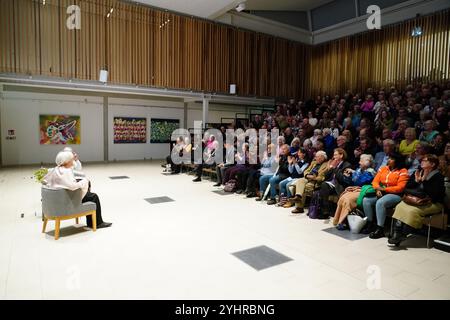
[43, 151, 112, 229]
[374, 139, 396, 171]
[289, 150, 329, 214]
[310, 129, 322, 147]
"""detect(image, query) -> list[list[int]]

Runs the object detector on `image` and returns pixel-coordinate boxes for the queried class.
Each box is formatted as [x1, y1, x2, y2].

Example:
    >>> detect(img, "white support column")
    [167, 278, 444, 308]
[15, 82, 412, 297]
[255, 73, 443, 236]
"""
[103, 96, 109, 162]
[202, 96, 209, 129]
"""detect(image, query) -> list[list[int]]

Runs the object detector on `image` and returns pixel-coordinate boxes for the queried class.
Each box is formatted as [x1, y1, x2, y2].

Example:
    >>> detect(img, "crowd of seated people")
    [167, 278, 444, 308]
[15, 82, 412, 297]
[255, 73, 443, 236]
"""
[165, 82, 450, 247]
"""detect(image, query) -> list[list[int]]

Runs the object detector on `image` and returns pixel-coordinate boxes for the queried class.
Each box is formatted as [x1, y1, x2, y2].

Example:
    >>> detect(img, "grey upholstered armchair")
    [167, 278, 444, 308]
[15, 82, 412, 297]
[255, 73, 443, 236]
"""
[41, 187, 97, 240]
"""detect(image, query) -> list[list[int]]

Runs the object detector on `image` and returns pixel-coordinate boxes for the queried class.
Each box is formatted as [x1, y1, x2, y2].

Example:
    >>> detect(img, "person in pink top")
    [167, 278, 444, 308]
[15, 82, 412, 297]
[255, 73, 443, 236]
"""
[360, 94, 375, 113]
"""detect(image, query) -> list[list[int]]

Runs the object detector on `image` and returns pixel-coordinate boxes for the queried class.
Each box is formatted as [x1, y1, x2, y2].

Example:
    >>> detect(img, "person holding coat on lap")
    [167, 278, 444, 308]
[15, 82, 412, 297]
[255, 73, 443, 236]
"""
[388, 154, 445, 246]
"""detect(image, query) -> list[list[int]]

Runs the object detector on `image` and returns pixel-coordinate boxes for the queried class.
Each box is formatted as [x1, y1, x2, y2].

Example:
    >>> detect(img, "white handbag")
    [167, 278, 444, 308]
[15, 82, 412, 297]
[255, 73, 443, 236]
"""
[347, 215, 367, 234]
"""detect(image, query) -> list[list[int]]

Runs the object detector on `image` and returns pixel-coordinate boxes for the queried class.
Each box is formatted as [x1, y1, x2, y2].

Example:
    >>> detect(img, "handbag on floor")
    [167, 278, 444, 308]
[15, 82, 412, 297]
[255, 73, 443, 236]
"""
[224, 179, 237, 192]
[347, 209, 367, 234]
[308, 191, 321, 219]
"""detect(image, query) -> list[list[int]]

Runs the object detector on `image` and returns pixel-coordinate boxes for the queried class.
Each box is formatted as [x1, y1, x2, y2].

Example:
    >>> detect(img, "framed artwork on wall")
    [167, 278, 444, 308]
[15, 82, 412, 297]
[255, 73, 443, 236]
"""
[150, 118, 180, 143]
[113, 117, 147, 144]
[39, 115, 81, 145]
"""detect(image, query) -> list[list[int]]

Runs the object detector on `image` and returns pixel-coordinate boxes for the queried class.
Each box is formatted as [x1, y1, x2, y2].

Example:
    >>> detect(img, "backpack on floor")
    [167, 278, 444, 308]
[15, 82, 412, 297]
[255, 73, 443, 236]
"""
[308, 191, 321, 219]
[224, 179, 237, 192]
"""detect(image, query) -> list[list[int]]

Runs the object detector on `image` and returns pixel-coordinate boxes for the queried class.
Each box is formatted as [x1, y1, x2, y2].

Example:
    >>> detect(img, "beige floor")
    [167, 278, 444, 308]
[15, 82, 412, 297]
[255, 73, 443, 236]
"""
[0, 161, 449, 300]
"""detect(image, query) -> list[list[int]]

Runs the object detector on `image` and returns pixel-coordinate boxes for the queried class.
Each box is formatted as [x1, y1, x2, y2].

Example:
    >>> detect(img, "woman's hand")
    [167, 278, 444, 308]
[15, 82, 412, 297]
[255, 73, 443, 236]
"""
[344, 168, 354, 176]
[376, 190, 383, 198]
[415, 169, 423, 183]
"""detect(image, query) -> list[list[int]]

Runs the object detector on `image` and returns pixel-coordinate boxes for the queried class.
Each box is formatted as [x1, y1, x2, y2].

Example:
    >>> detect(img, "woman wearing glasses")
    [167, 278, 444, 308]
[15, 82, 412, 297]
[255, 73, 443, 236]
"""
[389, 154, 446, 246]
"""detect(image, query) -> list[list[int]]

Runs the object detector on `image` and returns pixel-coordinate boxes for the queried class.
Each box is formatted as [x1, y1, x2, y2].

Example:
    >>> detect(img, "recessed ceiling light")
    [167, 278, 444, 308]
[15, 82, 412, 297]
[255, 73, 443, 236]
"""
[236, 2, 246, 12]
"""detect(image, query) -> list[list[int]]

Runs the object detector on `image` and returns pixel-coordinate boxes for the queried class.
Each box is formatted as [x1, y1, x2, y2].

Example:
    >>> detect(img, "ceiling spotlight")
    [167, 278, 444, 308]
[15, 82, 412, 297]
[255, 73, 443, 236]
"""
[235, 2, 246, 12]
[411, 26, 422, 37]
[110, 8, 114, 13]
[107, 13, 111, 18]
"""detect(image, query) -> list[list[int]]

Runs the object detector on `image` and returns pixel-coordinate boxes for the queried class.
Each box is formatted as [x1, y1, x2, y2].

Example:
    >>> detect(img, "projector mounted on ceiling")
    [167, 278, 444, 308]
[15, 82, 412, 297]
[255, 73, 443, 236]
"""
[235, 2, 246, 12]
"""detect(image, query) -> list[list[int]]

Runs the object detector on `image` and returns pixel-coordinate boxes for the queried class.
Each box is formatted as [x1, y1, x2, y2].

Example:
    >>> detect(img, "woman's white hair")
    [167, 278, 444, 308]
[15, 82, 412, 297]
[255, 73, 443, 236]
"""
[303, 139, 312, 147]
[55, 151, 74, 166]
[63, 147, 73, 153]
[360, 154, 374, 166]
[315, 150, 327, 160]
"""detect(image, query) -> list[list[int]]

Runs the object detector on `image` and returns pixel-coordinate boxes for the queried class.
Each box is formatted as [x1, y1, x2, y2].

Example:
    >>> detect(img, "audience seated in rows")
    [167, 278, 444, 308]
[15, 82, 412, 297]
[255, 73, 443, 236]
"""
[163, 82, 450, 248]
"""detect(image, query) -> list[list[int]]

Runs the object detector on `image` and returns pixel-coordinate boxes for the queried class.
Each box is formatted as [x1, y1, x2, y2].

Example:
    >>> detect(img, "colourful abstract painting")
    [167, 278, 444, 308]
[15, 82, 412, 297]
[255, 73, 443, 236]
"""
[39, 115, 81, 145]
[114, 117, 147, 144]
[150, 118, 180, 143]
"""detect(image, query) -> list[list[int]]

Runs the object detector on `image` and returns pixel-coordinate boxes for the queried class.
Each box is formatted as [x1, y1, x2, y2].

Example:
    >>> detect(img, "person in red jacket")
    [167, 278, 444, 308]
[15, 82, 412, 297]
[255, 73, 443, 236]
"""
[361, 153, 409, 239]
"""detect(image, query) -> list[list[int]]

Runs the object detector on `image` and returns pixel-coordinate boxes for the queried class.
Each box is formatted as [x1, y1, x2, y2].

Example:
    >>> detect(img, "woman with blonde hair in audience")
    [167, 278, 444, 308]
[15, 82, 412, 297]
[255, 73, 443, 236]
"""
[276, 136, 285, 156]
[399, 127, 419, 156]
[389, 154, 445, 246]
[333, 154, 376, 230]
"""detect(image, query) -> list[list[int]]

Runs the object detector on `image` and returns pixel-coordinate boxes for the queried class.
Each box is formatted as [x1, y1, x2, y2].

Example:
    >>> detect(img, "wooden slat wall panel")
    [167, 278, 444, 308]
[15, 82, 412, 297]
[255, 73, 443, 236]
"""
[38, 0, 61, 76]
[1, 0, 449, 99]
[0, 0, 310, 97]
[13, 0, 37, 75]
[0, 0, 15, 73]
[309, 10, 450, 96]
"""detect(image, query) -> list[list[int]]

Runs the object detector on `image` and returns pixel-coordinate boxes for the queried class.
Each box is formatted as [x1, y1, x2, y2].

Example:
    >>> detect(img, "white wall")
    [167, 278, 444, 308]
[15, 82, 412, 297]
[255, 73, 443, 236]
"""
[108, 100, 248, 160]
[108, 98, 185, 161]
[0, 91, 104, 166]
[0, 91, 250, 165]
[186, 102, 247, 128]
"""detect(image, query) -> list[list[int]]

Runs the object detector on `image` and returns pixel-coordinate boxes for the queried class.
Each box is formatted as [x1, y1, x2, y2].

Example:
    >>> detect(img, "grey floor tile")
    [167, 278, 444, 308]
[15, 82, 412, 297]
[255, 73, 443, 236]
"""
[145, 196, 175, 204]
[232, 245, 293, 271]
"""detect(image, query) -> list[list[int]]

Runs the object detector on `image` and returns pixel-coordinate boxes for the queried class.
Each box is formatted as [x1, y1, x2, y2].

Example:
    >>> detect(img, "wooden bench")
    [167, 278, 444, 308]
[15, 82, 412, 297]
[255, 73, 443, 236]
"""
[202, 167, 217, 180]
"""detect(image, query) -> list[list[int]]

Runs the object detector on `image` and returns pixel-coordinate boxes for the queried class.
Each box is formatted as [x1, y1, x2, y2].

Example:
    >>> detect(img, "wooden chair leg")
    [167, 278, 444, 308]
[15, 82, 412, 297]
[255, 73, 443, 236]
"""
[42, 218, 48, 233]
[427, 218, 432, 248]
[92, 212, 97, 232]
[55, 218, 61, 240]
[75, 217, 79, 224]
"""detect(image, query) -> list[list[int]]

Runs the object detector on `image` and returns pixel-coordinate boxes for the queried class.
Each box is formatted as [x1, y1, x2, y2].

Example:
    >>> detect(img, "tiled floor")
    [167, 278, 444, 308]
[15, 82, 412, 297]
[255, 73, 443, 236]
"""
[0, 161, 449, 300]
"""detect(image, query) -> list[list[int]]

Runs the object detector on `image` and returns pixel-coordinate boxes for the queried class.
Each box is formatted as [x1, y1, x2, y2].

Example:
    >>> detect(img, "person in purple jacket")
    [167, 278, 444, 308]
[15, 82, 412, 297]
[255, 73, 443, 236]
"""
[332, 154, 377, 230]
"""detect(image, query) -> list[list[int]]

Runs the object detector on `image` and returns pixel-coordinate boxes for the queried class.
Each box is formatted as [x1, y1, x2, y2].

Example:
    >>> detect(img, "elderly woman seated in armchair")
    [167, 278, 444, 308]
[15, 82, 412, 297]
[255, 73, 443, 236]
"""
[43, 151, 112, 229]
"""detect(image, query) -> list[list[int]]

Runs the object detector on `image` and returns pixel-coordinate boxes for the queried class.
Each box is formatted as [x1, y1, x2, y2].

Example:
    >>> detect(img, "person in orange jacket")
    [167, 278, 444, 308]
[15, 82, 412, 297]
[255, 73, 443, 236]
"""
[361, 153, 409, 239]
